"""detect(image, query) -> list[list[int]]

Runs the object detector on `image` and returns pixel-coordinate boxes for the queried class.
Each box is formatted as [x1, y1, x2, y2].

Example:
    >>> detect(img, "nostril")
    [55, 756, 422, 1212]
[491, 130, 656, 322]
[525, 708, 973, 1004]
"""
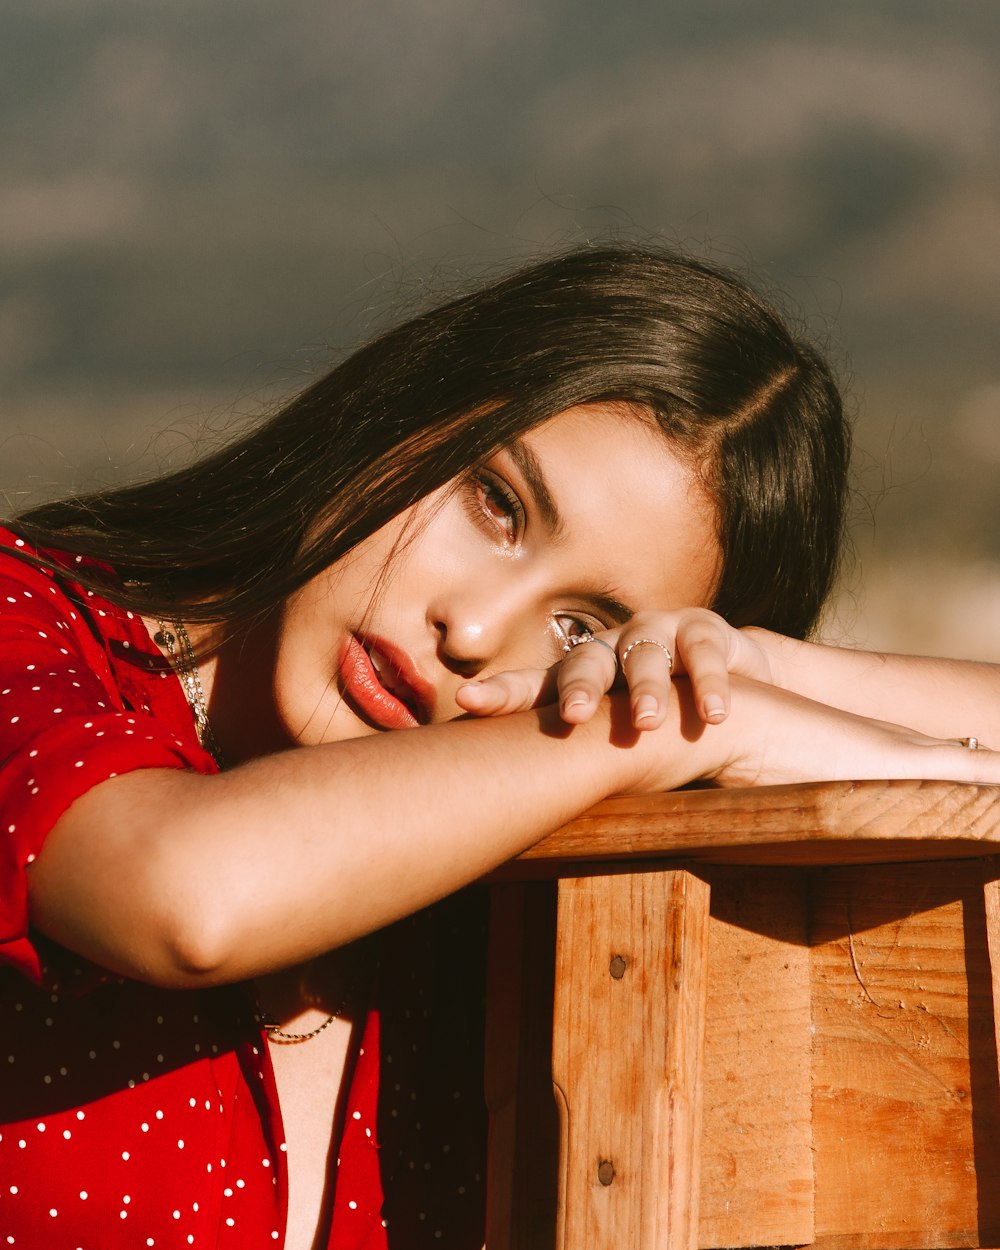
[437, 650, 485, 680]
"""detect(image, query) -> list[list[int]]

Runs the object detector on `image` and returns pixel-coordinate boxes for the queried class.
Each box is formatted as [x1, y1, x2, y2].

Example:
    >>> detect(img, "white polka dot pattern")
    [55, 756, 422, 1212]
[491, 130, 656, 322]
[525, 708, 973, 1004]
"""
[0, 530, 488, 1247]
[0, 534, 218, 983]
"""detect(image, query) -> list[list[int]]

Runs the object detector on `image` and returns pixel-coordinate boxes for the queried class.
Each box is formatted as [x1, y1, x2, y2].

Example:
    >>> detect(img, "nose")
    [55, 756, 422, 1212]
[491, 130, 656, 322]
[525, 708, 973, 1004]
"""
[435, 619, 490, 679]
[429, 570, 541, 678]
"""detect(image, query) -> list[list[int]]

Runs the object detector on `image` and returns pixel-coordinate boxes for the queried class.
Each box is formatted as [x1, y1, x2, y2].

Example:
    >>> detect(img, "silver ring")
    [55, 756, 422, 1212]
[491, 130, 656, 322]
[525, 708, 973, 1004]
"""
[957, 736, 986, 750]
[620, 637, 673, 671]
[563, 633, 619, 669]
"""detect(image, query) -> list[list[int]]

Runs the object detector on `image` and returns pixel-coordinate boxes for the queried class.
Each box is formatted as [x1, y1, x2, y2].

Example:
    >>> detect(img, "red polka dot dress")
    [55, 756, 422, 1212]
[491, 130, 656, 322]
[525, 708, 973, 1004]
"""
[0, 529, 487, 1248]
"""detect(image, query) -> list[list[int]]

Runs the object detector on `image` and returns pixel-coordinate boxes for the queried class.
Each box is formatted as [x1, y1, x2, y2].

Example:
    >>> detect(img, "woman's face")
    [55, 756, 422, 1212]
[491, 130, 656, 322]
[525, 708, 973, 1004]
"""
[272, 404, 722, 745]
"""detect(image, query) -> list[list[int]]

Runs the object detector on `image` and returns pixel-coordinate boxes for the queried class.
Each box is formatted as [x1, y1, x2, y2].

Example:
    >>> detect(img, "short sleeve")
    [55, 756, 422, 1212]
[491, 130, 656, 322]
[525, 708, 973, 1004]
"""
[0, 540, 213, 982]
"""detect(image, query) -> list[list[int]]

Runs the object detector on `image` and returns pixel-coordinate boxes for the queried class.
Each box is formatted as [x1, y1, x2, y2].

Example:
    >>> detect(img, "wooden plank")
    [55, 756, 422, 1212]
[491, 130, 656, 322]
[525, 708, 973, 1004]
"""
[979, 859, 1000, 1247]
[503, 780, 1000, 871]
[809, 861, 1000, 1249]
[484, 883, 527, 1250]
[551, 869, 710, 1250]
[983, 862, 1000, 1077]
[485, 779, 1000, 1250]
[698, 868, 814, 1249]
[484, 882, 559, 1249]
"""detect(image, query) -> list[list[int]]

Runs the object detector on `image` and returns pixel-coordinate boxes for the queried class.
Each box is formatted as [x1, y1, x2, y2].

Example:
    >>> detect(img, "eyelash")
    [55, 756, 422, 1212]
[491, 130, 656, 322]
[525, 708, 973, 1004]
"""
[552, 614, 598, 645]
[467, 468, 524, 544]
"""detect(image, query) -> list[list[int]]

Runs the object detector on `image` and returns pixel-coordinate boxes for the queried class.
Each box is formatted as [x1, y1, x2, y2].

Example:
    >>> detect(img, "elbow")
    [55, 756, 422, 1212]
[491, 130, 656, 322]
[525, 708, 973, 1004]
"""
[148, 890, 250, 989]
[124, 858, 247, 989]
[29, 865, 240, 991]
[28, 770, 254, 989]
[153, 916, 237, 988]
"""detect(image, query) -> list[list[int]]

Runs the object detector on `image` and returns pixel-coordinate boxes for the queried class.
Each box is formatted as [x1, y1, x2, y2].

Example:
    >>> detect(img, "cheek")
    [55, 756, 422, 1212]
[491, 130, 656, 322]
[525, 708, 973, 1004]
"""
[276, 585, 333, 671]
[688, 544, 723, 609]
[271, 590, 340, 715]
[272, 637, 373, 746]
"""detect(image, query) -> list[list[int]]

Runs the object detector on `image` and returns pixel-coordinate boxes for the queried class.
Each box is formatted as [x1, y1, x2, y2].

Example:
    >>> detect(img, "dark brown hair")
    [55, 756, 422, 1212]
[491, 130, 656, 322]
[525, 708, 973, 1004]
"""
[12, 244, 849, 638]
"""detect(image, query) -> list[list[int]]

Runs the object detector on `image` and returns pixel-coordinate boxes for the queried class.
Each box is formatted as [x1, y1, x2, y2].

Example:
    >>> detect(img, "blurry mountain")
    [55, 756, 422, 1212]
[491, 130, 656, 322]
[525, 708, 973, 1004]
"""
[3, 0, 1000, 655]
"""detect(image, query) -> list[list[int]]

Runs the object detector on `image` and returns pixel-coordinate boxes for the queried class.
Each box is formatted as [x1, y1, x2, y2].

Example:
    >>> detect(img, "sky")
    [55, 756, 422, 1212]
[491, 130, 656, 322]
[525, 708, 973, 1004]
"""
[3, 1, 1000, 653]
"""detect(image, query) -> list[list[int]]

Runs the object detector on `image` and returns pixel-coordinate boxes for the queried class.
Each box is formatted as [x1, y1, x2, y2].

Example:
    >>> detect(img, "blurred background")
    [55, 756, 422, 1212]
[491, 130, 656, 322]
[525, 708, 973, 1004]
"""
[3, 0, 1000, 656]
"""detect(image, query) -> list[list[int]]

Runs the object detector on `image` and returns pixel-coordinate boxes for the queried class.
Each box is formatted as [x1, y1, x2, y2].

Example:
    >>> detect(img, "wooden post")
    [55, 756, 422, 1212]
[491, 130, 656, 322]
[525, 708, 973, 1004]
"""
[484, 882, 559, 1249]
[551, 869, 710, 1249]
[487, 782, 1000, 1250]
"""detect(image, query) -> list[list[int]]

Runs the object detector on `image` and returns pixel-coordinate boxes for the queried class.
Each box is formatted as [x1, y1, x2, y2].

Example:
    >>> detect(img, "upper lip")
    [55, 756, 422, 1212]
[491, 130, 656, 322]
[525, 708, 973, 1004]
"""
[359, 633, 435, 724]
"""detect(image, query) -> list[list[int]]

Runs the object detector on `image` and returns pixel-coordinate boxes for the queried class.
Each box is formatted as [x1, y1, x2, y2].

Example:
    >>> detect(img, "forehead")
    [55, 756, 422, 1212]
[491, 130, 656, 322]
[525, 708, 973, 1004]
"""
[520, 404, 721, 611]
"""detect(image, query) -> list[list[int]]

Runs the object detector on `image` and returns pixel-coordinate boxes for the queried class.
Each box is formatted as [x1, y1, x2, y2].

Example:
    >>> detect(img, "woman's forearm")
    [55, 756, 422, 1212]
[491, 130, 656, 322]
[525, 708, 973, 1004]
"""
[29, 669, 1000, 990]
[750, 630, 1000, 744]
[27, 698, 689, 987]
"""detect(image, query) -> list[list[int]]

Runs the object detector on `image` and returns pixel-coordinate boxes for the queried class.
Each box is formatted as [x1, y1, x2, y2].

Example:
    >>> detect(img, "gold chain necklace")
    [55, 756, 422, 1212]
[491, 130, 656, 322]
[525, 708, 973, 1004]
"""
[252, 989, 348, 1045]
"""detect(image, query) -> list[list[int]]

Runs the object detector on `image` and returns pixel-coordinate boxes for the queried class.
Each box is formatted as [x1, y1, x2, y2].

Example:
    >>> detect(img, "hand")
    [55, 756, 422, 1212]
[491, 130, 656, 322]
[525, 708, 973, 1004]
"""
[456, 608, 775, 731]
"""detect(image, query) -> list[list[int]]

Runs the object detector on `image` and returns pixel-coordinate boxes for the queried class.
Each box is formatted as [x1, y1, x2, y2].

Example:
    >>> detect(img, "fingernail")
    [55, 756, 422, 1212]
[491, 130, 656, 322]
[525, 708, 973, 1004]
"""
[563, 692, 589, 711]
[634, 695, 658, 722]
[704, 696, 726, 722]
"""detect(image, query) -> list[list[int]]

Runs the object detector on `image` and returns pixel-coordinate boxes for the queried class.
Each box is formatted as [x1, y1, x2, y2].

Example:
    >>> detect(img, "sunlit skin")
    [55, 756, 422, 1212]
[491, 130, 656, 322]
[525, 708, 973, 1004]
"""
[207, 403, 722, 762]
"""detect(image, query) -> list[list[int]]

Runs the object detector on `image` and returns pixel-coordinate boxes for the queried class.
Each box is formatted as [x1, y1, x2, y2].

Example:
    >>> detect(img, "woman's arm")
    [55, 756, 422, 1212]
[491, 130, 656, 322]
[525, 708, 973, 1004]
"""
[747, 629, 1000, 745]
[28, 676, 1000, 990]
[27, 700, 651, 988]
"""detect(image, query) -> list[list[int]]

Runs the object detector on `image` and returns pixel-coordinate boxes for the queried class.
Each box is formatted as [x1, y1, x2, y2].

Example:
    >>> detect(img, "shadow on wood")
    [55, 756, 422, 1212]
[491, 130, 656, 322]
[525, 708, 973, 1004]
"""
[485, 781, 1000, 1250]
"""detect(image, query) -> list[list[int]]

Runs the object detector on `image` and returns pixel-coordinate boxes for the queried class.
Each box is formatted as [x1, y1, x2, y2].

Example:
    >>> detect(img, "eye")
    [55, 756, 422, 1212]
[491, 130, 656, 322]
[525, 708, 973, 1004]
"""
[472, 469, 524, 543]
[553, 614, 598, 646]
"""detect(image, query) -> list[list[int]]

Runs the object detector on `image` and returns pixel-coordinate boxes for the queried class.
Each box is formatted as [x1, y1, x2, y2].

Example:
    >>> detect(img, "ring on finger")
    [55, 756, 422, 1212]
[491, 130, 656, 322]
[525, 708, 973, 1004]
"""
[563, 633, 620, 670]
[620, 637, 673, 671]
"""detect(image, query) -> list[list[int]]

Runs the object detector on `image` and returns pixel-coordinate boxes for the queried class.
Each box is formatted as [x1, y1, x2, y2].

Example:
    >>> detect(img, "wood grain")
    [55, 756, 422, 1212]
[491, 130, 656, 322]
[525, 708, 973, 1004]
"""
[697, 868, 814, 1248]
[809, 861, 1000, 1249]
[505, 780, 1000, 871]
[551, 870, 710, 1250]
[485, 784, 1000, 1250]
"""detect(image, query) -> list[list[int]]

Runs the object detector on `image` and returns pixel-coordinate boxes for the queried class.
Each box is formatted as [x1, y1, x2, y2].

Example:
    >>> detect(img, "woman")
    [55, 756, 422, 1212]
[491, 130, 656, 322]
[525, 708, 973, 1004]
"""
[2, 245, 997, 1250]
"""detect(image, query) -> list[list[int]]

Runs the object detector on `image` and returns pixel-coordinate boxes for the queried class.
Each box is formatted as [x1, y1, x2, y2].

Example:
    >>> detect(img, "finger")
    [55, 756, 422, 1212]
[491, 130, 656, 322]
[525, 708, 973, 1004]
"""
[456, 667, 557, 716]
[619, 638, 674, 730]
[557, 638, 618, 723]
[675, 629, 733, 723]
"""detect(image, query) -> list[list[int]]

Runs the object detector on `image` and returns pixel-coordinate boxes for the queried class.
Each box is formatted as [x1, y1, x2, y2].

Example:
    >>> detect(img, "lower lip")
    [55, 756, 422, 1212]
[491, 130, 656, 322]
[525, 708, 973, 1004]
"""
[338, 636, 419, 731]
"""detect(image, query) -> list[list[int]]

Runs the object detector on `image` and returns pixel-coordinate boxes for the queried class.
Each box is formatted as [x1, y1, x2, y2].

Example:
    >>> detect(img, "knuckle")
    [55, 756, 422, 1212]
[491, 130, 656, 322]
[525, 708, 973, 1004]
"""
[682, 624, 722, 647]
[684, 635, 727, 660]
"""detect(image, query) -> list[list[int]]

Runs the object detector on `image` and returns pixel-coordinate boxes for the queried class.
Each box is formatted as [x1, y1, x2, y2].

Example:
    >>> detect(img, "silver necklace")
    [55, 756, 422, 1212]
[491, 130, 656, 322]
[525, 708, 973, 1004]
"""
[154, 620, 228, 769]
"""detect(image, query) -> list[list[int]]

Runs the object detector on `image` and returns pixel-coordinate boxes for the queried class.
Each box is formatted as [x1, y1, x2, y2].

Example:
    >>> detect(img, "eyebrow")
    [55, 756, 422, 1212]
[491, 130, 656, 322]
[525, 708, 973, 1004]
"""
[507, 437, 635, 625]
[508, 438, 561, 536]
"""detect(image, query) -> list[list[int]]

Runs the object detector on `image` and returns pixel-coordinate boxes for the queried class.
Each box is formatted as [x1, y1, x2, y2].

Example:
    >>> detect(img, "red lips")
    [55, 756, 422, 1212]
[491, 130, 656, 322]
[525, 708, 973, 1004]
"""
[338, 634, 432, 731]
